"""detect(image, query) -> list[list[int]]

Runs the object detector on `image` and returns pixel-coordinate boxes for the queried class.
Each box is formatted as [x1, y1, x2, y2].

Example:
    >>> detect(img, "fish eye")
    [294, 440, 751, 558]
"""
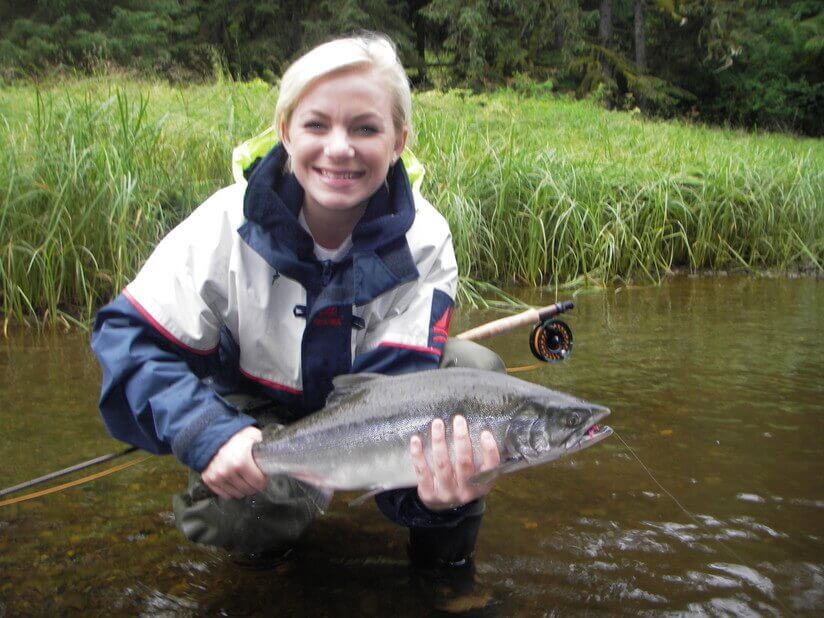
[566, 413, 580, 427]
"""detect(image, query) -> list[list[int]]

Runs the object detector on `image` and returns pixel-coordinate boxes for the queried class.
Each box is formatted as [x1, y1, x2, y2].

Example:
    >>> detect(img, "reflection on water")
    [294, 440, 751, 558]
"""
[1, 276, 822, 615]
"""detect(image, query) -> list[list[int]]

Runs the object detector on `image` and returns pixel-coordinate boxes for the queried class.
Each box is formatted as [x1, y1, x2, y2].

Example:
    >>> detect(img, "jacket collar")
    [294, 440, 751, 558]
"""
[238, 143, 419, 304]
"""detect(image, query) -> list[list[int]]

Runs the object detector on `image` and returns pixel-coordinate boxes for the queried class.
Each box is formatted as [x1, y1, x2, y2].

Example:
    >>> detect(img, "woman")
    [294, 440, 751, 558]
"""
[91, 33, 504, 568]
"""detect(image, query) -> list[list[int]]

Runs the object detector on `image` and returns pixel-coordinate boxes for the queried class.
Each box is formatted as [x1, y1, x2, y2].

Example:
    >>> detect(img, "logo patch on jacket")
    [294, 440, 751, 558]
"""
[428, 289, 454, 350]
[312, 306, 343, 327]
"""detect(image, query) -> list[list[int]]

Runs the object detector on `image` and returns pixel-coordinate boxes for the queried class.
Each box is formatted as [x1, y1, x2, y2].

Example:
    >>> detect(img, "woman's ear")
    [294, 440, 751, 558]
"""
[280, 119, 291, 152]
[393, 127, 409, 162]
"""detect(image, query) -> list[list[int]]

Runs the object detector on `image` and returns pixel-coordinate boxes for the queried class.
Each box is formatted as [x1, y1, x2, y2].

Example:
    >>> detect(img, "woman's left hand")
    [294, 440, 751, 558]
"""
[410, 415, 500, 511]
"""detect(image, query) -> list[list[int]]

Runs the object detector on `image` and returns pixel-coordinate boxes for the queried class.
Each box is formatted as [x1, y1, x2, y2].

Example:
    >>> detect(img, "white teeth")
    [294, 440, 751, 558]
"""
[321, 169, 359, 179]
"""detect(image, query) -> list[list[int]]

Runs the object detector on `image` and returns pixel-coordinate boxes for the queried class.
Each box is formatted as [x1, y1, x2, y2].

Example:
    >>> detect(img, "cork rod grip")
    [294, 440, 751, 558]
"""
[455, 301, 573, 342]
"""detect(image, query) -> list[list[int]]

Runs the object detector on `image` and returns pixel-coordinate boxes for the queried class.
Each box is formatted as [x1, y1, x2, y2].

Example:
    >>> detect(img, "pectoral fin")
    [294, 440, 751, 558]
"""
[469, 461, 525, 486]
[469, 451, 564, 485]
[348, 486, 391, 507]
[294, 482, 334, 515]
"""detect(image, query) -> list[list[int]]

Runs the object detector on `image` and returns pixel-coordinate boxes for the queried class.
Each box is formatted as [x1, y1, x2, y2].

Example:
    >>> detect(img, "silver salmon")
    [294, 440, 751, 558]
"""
[251, 368, 611, 494]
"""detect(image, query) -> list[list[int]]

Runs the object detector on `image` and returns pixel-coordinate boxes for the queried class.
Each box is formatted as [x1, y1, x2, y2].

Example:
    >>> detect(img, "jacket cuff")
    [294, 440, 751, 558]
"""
[375, 487, 485, 528]
[171, 405, 257, 472]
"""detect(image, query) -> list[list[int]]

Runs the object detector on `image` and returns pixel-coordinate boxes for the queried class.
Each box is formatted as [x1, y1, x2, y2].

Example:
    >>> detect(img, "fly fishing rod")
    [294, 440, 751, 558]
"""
[0, 447, 138, 499]
[0, 300, 575, 502]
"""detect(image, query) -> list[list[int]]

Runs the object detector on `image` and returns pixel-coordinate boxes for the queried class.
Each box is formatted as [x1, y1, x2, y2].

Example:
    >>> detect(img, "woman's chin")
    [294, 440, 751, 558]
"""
[305, 196, 370, 217]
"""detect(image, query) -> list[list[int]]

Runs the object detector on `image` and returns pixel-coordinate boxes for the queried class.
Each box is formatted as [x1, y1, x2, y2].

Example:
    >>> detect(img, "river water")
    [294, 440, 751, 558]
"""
[1, 276, 822, 616]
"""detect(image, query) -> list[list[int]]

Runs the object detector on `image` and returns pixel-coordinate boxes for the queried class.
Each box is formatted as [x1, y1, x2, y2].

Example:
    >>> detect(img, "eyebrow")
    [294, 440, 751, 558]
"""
[301, 109, 385, 124]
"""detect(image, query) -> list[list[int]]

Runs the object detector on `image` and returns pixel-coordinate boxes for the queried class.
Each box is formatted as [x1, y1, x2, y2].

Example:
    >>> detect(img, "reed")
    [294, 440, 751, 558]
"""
[1, 77, 821, 328]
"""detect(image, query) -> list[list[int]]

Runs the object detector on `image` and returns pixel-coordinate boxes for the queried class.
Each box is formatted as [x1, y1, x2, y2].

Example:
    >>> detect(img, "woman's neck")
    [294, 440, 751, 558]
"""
[302, 201, 366, 249]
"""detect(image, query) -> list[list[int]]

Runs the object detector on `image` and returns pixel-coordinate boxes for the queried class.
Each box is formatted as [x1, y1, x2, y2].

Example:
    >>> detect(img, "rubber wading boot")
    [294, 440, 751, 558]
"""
[408, 511, 492, 612]
[408, 508, 483, 568]
[230, 547, 295, 571]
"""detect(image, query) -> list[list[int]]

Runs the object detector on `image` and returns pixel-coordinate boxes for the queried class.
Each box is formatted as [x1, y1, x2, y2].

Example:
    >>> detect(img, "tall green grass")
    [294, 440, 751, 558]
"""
[0, 77, 821, 328]
[414, 91, 823, 290]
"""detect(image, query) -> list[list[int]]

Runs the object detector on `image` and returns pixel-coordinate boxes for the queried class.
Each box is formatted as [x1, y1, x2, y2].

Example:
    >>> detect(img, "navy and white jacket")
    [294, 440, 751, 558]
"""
[91, 143, 465, 526]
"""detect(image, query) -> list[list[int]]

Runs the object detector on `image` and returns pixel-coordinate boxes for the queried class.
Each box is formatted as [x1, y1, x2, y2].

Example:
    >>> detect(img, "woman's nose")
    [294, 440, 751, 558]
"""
[324, 129, 354, 158]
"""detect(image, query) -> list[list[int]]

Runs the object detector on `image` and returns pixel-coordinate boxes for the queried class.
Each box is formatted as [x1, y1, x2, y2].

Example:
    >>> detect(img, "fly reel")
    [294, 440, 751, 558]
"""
[529, 318, 573, 363]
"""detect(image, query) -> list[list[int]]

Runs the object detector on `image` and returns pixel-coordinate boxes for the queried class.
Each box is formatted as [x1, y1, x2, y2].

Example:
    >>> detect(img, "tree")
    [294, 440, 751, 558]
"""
[598, 0, 613, 80]
[300, 0, 418, 74]
[423, 0, 560, 87]
[634, 0, 646, 71]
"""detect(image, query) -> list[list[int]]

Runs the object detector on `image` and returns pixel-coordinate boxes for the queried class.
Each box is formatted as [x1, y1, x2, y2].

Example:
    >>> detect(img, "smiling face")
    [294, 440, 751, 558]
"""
[280, 67, 408, 221]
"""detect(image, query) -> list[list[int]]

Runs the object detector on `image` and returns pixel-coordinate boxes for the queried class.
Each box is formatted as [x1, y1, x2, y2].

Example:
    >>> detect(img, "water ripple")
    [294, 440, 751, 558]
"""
[729, 516, 787, 539]
[736, 492, 766, 504]
[788, 498, 824, 509]
[541, 526, 673, 556]
[686, 570, 739, 589]
[785, 562, 824, 611]
[709, 563, 775, 597]
[683, 597, 778, 617]
[483, 555, 666, 606]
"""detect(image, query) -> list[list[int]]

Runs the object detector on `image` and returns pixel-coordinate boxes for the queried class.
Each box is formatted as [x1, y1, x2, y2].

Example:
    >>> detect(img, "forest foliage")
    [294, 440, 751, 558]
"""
[0, 1, 822, 135]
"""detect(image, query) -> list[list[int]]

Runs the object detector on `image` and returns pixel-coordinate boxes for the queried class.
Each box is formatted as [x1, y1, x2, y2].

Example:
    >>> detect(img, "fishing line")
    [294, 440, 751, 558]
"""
[614, 430, 749, 563]
[613, 430, 791, 612]
[0, 455, 151, 508]
[505, 363, 542, 374]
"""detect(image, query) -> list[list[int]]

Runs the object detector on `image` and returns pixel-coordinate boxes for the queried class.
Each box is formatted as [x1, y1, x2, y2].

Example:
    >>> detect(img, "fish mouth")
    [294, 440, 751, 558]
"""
[564, 408, 613, 454]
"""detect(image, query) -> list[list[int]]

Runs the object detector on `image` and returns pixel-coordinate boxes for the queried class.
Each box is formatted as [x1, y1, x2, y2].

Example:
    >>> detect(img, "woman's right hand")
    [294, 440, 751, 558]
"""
[201, 426, 268, 499]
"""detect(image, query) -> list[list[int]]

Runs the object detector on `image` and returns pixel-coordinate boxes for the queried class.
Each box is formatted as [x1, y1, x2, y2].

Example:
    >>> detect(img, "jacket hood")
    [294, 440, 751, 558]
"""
[238, 143, 420, 304]
[243, 142, 416, 254]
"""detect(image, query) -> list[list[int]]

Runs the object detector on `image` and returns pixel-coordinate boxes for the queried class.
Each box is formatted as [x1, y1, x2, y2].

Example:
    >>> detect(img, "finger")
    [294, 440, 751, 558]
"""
[410, 435, 435, 499]
[203, 476, 232, 500]
[452, 415, 475, 485]
[232, 472, 261, 497]
[471, 431, 501, 495]
[242, 459, 268, 493]
[430, 418, 456, 493]
[213, 488, 234, 500]
[480, 430, 501, 470]
[223, 476, 252, 500]
[206, 476, 242, 500]
[206, 464, 252, 499]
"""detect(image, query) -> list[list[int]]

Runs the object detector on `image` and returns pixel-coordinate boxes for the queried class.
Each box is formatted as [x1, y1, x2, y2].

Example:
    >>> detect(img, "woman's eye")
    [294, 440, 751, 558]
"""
[304, 121, 325, 130]
[355, 125, 379, 135]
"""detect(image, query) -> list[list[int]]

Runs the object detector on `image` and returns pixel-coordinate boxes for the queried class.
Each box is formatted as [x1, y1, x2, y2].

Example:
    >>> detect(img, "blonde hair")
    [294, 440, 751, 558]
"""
[275, 33, 413, 143]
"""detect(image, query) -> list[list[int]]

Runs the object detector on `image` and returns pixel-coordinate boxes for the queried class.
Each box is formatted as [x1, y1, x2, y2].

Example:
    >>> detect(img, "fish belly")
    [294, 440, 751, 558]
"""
[258, 434, 418, 491]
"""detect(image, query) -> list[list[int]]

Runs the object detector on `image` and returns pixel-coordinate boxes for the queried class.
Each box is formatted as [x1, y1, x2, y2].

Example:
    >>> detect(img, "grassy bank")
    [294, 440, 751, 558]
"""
[1, 77, 822, 328]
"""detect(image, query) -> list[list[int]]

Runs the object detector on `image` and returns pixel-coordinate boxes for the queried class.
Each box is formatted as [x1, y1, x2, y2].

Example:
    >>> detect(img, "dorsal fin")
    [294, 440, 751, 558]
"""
[260, 422, 285, 441]
[325, 373, 384, 407]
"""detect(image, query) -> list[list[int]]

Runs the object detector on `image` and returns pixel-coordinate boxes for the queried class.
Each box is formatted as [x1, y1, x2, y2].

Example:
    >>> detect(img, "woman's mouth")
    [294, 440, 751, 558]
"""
[316, 168, 365, 180]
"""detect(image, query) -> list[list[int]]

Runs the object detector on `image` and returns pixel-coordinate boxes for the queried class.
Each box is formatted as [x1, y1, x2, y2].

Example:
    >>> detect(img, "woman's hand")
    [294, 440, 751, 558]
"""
[410, 415, 500, 512]
[201, 426, 268, 500]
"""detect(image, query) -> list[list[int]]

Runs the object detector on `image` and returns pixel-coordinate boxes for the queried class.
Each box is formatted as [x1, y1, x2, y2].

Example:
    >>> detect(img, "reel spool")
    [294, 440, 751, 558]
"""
[529, 319, 573, 363]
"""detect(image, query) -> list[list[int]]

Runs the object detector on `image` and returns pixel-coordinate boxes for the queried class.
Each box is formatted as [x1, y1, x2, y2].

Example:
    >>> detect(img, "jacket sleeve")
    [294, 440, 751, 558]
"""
[90, 184, 255, 472]
[91, 295, 256, 471]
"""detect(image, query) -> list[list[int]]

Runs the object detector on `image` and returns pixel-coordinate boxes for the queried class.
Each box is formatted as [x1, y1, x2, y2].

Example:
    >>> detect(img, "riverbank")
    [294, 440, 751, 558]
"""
[1, 77, 822, 327]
